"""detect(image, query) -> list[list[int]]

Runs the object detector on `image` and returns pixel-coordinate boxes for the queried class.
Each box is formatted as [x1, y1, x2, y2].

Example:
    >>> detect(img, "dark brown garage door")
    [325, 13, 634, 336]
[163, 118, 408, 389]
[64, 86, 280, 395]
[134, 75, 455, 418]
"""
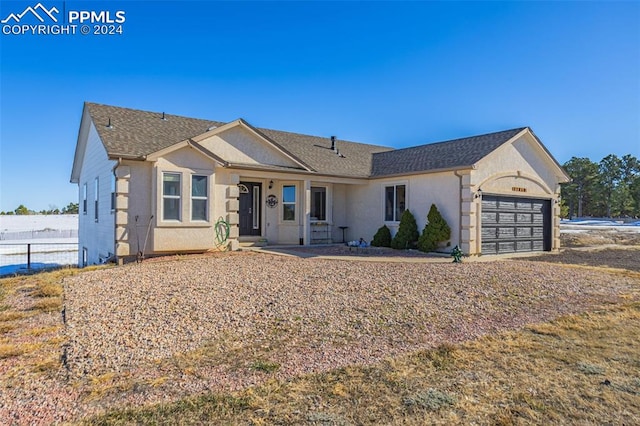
[481, 195, 551, 255]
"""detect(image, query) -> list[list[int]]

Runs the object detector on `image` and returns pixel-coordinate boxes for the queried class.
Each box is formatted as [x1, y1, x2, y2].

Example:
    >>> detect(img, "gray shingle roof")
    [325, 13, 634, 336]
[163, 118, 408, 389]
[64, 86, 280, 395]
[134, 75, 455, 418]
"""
[86, 102, 224, 158]
[85, 103, 536, 179]
[86, 102, 391, 178]
[370, 127, 527, 177]
[257, 128, 392, 177]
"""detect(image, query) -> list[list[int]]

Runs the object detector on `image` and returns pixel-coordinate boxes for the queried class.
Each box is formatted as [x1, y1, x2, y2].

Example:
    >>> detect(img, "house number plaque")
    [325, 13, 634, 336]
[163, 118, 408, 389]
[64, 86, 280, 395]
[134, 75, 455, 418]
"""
[266, 194, 278, 208]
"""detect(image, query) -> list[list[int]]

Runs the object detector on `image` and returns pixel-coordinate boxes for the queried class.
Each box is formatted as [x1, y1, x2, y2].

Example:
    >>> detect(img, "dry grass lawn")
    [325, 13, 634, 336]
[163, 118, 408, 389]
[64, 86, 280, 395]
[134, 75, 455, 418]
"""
[0, 270, 71, 360]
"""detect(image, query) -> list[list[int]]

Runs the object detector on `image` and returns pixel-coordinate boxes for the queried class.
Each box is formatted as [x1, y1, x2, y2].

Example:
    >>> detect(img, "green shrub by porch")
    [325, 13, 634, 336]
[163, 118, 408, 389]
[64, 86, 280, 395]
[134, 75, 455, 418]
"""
[391, 210, 419, 250]
[418, 204, 451, 252]
[371, 225, 392, 247]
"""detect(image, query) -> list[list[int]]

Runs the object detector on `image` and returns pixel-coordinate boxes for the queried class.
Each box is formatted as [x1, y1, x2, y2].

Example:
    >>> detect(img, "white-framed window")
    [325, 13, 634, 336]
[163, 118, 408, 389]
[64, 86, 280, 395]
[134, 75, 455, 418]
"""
[94, 178, 99, 222]
[384, 184, 406, 222]
[282, 184, 296, 221]
[82, 183, 87, 214]
[191, 174, 208, 221]
[163, 172, 181, 221]
[111, 174, 116, 212]
[310, 186, 327, 221]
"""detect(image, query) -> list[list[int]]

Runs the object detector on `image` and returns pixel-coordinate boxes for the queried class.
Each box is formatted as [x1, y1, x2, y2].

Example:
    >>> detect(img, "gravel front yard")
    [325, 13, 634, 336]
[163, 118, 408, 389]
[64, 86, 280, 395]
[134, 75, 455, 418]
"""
[57, 251, 640, 418]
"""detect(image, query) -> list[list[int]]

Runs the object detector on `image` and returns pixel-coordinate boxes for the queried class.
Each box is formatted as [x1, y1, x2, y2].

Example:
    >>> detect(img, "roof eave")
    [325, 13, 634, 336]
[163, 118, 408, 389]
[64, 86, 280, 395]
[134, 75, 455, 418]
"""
[224, 162, 311, 173]
[190, 118, 317, 172]
[70, 104, 91, 183]
[107, 153, 147, 161]
[370, 165, 475, 179]
[237, 119, 317, 172]
[526, 128, 571, 182]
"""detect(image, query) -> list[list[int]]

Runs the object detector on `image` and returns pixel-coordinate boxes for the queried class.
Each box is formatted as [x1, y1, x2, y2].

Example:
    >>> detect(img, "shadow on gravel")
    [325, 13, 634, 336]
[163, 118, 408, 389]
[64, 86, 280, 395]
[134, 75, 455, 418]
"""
[522, 247, 640, 272]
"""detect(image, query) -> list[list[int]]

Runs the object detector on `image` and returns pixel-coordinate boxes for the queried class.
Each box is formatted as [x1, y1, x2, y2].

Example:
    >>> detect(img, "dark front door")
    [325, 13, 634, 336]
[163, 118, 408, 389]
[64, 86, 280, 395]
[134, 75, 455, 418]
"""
[239, 182, 261, 236]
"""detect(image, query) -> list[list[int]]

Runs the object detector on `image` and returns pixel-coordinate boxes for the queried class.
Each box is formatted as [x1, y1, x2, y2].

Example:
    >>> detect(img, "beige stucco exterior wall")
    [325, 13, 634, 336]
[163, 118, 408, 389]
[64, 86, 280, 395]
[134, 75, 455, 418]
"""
[197, 126, 300, 168]
[468, 132, 565, 254]
[150, 146, 217, 252]
[332, 184, 348, 242]
[345, 172, 460, 247]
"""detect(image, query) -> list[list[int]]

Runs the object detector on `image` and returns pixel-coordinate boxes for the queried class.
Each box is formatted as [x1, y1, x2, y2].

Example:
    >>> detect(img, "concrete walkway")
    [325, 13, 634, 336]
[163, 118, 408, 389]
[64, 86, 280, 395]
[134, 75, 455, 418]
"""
[241, 244, 553, 263]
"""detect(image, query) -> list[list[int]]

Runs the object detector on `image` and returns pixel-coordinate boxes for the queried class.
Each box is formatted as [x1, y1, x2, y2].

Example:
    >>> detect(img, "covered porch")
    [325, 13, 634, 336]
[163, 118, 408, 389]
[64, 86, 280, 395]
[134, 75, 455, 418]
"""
[222, 170, 366, 246]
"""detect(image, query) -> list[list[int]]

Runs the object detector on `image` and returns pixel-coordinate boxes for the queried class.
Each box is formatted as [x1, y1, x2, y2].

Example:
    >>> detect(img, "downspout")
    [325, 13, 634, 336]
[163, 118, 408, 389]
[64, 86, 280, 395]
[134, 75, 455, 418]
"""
[454, 171, 463, 251]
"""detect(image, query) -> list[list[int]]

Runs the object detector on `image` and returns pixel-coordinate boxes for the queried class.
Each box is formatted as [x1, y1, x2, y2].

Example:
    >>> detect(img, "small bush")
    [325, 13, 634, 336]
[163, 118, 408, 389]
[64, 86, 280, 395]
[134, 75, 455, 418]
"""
[577, 362, 605, 375]
[371, 225, 392, 247]
[418, 204, 451, 252]
[250, 359, 280, 373]
[403, 388, 456, 411]
[391, 210, 419, 250]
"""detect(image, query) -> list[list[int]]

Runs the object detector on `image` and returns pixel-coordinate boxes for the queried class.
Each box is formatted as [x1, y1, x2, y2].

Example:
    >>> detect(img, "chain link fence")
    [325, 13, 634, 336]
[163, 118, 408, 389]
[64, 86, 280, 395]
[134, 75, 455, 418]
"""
[0, 229, 78, 240]
[0, 243, 78, 275]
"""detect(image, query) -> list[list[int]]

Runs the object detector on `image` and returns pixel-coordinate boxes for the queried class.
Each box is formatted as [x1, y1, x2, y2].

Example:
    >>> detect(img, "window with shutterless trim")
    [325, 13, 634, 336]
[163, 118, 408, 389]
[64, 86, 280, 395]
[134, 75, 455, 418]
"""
[162, 172, 181, 221]
[191, 174, 208, 221]
[384, 184, 405, 222]
[282, 184, 296, 221]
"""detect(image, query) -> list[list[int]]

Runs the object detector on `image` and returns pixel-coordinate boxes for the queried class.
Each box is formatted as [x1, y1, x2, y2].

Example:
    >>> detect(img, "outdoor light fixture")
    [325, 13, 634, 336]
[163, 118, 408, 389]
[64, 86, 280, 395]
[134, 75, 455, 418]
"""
[475, 188, 483, 199]
[269, 180, 274, 189]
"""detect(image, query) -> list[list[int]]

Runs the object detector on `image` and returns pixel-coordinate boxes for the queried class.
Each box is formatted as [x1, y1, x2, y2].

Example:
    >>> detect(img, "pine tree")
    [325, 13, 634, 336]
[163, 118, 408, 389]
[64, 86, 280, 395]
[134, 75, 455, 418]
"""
[14, 204, 29, 215]
[371, 225, 392, 247]
[390, 210, 419, 249]
[418, 204, 451, 252]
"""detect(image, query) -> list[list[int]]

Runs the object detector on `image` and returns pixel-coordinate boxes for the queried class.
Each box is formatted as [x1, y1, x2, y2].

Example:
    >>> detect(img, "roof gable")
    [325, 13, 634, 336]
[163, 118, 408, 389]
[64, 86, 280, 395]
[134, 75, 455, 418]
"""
[70, 106, 92, 183]
[476, 128, 570, 182]
[192, 119, 312, 171]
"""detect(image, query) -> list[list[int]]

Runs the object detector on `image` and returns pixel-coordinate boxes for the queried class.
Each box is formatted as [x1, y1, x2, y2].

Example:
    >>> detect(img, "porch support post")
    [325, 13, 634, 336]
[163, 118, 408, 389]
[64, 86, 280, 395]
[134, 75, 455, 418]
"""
[303, 179, 311, 245]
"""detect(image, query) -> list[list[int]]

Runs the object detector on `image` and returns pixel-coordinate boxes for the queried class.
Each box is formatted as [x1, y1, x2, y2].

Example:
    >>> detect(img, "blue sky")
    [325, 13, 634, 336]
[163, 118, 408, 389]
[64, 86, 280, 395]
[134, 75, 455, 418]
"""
[0, 0, 638, 212]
